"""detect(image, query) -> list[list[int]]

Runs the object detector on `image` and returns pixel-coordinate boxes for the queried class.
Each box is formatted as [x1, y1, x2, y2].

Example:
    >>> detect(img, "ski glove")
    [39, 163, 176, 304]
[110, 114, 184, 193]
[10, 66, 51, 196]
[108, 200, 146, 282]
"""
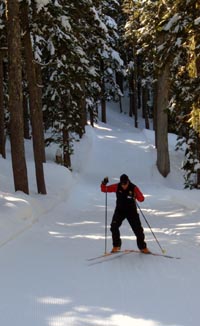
[102, 177, 109, 185]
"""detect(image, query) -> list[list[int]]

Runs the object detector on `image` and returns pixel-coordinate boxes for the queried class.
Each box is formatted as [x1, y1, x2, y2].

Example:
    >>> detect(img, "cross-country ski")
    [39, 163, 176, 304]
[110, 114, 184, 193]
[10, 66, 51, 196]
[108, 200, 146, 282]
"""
[88, 249, 181, 263]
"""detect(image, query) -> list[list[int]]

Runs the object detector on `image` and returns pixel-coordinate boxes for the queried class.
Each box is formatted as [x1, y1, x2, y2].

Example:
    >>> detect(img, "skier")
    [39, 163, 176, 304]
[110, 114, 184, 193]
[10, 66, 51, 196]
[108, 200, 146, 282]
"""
[101, 174, 150, 253]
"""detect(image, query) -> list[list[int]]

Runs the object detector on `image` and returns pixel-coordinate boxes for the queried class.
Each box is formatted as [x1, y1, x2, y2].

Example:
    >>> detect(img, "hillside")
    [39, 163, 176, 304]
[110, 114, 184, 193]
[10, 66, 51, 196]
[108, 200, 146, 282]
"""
[0, 101, 200, 326]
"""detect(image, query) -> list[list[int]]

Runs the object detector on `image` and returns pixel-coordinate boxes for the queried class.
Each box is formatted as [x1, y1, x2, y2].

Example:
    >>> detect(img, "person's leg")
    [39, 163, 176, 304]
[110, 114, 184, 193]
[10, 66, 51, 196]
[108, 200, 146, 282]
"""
[127, 213, 147, 250]
[110, 209, 124, 248]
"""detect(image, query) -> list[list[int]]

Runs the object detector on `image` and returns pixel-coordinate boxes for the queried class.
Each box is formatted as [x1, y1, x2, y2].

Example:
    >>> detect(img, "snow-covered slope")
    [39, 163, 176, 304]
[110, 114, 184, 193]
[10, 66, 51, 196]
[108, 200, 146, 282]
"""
[0, 101, 199, 326]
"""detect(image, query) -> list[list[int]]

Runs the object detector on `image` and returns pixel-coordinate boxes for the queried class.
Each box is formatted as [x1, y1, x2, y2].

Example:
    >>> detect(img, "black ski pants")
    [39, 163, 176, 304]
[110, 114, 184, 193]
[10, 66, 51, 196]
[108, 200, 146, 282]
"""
[110, 207, 147, 250]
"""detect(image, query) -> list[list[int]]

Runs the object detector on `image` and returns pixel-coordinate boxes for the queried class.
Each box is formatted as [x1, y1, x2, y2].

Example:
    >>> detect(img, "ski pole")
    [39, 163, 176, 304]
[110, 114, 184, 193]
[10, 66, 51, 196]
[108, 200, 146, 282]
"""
[136, 202, 166, 254]
[104, 189, 108, 254]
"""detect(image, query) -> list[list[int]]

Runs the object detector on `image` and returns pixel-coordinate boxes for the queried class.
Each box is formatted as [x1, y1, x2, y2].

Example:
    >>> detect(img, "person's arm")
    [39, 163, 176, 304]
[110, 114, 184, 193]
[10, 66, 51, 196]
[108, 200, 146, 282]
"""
[134, 186, 145, 202]
[101, 183, 118, 193]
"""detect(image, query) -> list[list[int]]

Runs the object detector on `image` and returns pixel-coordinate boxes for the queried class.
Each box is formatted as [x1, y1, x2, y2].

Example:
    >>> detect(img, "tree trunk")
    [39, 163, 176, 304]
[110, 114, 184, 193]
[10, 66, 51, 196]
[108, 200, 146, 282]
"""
[0, 54, 6, 158]
[194, 32, 200, 186]
[89, 107, 94, 127]
[116, 72, 123, 113]
[79, 81, 87, 137]
[21, 2, 46, 194]
[116, 71, 124, 94]
[101, 94, 106, 123]
[100, 60, 106, 123]
[133, 73, 138, 128]
[132, 52, 138, 128]
[6, 0, 29, 194]
[156, 64, 170, 177]
[197, 135, 200, 188]
[23, 95, 30, 139]
[35, 63, 46, 162]
[129, 71, 133, 117]
[137, 56, 142, 111]
[142, 85, 150, 129]
[63, 128, 71, 168]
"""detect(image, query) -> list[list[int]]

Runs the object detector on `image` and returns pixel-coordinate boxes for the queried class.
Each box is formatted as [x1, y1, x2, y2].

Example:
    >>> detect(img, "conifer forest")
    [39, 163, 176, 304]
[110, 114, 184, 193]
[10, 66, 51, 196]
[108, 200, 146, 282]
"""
[0, 0, 200, 193]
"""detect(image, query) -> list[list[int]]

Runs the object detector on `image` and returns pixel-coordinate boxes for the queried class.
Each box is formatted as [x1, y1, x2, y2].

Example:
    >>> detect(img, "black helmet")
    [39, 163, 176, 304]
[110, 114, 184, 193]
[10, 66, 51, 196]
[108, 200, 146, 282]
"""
[120, 174, 129, 185]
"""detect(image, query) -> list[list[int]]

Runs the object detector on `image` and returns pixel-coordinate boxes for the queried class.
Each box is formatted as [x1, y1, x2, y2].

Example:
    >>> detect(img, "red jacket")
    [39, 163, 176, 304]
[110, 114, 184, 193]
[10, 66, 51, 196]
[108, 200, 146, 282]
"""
[101, 183, 144, 202]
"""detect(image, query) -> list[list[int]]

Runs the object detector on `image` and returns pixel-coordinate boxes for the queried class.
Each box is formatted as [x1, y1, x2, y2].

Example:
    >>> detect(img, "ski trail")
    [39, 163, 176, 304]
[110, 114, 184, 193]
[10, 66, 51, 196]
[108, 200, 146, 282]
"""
[0, 105, 200, 326]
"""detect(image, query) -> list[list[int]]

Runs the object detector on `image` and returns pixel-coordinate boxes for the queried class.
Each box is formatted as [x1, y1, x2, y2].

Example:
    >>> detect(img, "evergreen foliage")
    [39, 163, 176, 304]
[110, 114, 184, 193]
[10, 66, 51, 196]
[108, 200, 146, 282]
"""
[122, 0, 200, 188]
[0, 0, 200, 191]
[0, 0, 124, 190]
[32, 0, 124, 166]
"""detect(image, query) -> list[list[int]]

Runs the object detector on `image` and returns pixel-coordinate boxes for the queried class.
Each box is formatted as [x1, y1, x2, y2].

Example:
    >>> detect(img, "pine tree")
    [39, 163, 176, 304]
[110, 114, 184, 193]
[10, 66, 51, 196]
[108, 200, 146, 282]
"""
[32, 1, 87, 168]
[6, 0, 29, 194]
[0, 2, 6, 159]
[30, 0, 124, 167]
[122, 0, 200, 185]
[167, 0, 200, 187]
[123, 0, 170, 176]
[20, 1, 46, 194]
[98, 0, 124, 123]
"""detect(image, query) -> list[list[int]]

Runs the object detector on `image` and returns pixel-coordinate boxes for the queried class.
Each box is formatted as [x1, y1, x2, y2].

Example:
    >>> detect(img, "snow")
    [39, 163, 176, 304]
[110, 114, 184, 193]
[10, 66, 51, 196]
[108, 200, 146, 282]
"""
[163, 14, 181, 31]
[92, 7, 108, 33]
[0, 99, 200, 326]
[194, 17, 200, 25]
[60, 16, 71, 31]
[111, 49, 124, 66]
[35, 0, 50, 12]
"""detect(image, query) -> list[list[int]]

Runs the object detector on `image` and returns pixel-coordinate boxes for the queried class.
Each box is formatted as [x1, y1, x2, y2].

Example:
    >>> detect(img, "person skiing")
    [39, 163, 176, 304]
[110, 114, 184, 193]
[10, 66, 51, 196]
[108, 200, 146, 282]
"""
[101, 174, 150, 254]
